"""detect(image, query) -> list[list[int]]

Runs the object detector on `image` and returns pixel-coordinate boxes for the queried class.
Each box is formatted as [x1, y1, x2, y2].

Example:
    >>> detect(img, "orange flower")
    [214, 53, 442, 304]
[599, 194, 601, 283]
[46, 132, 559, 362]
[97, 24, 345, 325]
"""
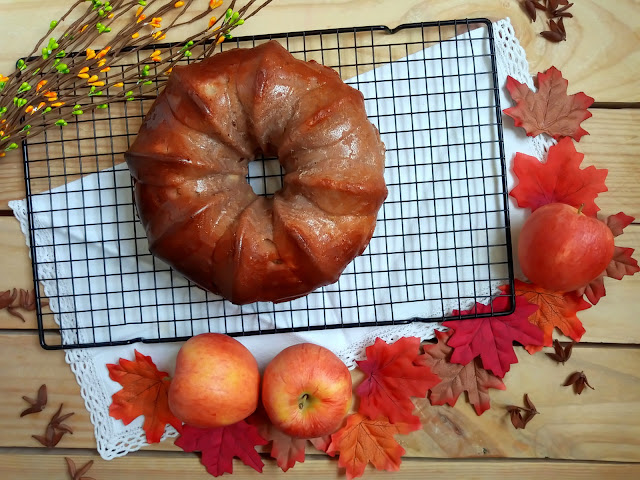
[0, 74, 8, 82]
[80, 24, 89, 33]
[100, 66, 111, 73]
[149, 17, 162, 28]
[43, 91, 58, 101]
[86, 48, 96, 60]
[165, 68, 173, 75]
[78, 66, 90, 79]
[37, 102, 46, 111]
[97, 59, 107, 68]
[25, 105, 34, 114]
[36, 80, 48, 91]
[51, 102, 65, 108]
[113, 82, 124, 88]
[97, 47, 111, 59]
[132, 32, 140, 39]
[137, 14, 147, 24]
[208, 16, 217, 28]
[150, 50, 161, 58]
[87, 75, 99, 83]
[209, 0, 223, 9]
[216, 35, 225, 44]
[89, 81, 105, 87]
[174, 1, 185, 6]
[136, 6, 144, 17]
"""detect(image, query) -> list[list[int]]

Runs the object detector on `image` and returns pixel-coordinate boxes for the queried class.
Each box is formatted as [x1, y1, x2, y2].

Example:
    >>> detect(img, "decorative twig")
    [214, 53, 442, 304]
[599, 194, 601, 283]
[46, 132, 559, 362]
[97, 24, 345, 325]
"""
[506, 394, 539, 429]
[564, 371, 595, 395]
[32, 403, 75, 448]
[545, 339, 574, 364]
[0, 288, 48, 322]
[65, 457, 96, 480]
[21, 384, 48, 417]
[0, 0, 274, 154]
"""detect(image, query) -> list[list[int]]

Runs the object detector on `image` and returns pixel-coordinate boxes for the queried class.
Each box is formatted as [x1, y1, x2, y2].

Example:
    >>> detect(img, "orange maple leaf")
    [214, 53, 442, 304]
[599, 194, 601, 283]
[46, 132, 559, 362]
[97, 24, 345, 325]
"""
[504, 67, 594, 141]
[327, 413, 420, 480]
[107, 350, 182, 443]
[502, 281, 590, 354]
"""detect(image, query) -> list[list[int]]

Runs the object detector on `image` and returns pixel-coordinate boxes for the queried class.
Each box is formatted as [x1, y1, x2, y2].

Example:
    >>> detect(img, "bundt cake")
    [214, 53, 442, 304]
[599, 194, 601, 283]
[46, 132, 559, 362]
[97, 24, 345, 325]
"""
[125, 40, 387, 304]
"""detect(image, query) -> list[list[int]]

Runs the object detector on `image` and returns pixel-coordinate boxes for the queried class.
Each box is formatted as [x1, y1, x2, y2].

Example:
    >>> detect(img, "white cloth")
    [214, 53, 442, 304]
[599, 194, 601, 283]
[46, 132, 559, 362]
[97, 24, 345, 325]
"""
[9, 18, 552, 459]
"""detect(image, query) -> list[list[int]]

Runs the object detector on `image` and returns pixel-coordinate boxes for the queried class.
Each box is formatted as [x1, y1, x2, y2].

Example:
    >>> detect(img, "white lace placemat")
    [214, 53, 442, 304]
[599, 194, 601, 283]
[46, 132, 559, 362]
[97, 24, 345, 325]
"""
[9, 18, 552, 459]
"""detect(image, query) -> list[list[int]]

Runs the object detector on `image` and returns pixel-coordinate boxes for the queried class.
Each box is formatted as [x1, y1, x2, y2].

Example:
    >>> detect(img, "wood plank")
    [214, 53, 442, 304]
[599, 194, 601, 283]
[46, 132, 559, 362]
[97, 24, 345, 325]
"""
[2, 451, 640, 480]
[0, 333, 639, 461]
[2, 216, 639, 345]
[0, 0, 638, 100]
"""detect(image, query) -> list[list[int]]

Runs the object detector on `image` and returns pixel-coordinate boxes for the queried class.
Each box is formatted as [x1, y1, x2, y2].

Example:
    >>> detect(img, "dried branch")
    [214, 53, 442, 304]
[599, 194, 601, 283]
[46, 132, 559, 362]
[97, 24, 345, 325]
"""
[0, 0, 274, 153]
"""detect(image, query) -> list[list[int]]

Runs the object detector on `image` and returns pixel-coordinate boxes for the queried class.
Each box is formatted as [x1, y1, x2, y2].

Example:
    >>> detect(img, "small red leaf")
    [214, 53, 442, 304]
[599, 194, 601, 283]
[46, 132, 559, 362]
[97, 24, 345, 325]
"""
[606, 212, 635, 237]
[509, 138, 608, 216]
[504, 67, 594, 141]
[606, 247, 640, 280]
[175, 421, 268, 477]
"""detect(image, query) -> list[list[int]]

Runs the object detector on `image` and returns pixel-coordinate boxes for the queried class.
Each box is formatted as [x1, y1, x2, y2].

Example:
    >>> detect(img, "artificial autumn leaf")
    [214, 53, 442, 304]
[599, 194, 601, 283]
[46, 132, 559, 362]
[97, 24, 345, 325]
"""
[502, 280, 590, 354]
[107, 350, 182, 444]
[20, 384, 47, 417]
[421, 330, 506, 415]
[504, 67, 593, 141]
[326, 413, 420, 480]
[575, 212, 639, 305]
[509, 138, 608, 216]
[443, 295, 542, 378]
[545, 339, 574, 364]
[248, 409, 330, 472]
[175, 421, 268, 477]
[564, 371, 595, 395]
[356, 337, 441, 424]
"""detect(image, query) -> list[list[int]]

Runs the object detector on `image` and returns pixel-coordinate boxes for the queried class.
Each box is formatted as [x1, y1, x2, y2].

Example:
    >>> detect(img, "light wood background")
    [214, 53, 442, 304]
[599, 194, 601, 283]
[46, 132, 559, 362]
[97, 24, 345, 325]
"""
[1, 0, 639, 479]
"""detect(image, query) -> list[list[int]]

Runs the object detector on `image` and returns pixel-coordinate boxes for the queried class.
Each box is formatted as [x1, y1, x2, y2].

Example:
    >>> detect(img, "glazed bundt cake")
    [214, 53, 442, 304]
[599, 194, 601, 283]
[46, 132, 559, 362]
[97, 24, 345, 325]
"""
[125, 40, 387, 304]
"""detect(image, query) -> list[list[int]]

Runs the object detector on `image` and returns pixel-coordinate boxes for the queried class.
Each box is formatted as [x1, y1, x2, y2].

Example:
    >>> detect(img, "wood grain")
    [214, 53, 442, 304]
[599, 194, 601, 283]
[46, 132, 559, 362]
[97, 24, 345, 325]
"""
[2, 451, 640, 480]
[0, 0, 638, 101]
[0, 333, 639, 461]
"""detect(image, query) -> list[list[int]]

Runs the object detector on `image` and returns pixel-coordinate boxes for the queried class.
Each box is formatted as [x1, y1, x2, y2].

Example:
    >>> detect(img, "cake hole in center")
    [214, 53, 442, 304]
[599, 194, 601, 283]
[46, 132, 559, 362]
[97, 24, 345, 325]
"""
[246, 154, 284, 198]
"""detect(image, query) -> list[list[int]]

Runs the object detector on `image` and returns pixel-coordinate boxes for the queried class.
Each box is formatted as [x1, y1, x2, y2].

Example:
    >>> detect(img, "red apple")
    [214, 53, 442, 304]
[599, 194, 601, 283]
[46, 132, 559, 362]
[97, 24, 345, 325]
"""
[168, 333, 259, 428]
[518, 203, 615, 292]
[262, 343, 352, 438]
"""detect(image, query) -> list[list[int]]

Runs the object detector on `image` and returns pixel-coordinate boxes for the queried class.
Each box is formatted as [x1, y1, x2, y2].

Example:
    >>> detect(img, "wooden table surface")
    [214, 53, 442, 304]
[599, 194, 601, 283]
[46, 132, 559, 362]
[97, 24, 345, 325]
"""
[1, 1, 639, 479]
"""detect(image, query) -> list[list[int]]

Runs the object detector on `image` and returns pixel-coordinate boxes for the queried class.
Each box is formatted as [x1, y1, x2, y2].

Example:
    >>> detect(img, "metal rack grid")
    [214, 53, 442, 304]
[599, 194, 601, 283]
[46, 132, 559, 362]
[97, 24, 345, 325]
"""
[22, 19, 515, 349]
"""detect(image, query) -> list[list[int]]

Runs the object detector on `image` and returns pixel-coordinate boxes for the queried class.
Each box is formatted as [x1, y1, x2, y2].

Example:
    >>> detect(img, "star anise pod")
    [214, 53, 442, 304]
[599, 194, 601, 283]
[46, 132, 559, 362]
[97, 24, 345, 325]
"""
[564, 371, 595, 395]
[32, 403, 75, 447]
[545, 340, 574, 364]
[65, 457, 96, 480]
[20, 384, 48, 417]
[1, 288, 47, 322]
[0, 289, 17, 309]
[522, 0, 537, 22]
[506, 394, 539, 429]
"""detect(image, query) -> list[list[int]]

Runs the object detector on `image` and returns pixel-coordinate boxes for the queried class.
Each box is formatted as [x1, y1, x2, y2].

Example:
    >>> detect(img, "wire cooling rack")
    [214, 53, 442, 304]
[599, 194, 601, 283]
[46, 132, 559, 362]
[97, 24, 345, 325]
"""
[22, 19, 515, 349]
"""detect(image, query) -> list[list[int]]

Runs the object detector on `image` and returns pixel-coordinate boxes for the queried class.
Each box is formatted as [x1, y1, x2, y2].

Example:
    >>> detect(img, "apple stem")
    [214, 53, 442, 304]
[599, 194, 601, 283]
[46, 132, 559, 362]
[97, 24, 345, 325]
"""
[577, 203, 585, 215]
[298, 393, 309, 410]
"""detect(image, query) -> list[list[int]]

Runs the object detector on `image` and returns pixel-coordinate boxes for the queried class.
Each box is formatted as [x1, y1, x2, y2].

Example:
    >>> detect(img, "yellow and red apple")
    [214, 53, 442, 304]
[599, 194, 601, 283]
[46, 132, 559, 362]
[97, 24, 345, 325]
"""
[168, 333, 260, 428]
[261, 343, 352, 438]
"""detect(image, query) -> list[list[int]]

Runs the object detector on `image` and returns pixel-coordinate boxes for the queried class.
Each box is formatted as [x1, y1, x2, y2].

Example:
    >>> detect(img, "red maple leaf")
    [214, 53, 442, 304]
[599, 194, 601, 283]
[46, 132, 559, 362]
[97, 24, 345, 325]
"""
[326, 413, 420, 480]
[355, 337, 441, 424]
[175, 421, 268, 477]
[107, 350, 182, 443]
[576, 212, 640, 304]
[504, 67, 594, 141]
[247, 410, 330, 472]
[509, 138, 608, 217]
[501, 281, 590, 354]
[421, 330, 506, 415]
[443, 295, 543, 378]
